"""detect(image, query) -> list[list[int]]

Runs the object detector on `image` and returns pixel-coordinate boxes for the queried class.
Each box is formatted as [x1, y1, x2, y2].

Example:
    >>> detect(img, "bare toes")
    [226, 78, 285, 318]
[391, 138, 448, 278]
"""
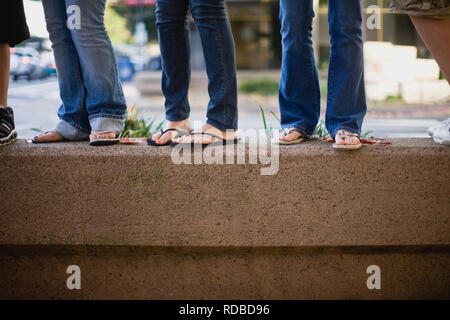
[152, 132, 162, 141]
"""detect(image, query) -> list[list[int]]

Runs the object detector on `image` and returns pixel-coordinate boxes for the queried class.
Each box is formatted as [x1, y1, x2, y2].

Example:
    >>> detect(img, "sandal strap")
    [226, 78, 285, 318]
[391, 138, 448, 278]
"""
[282, 127, 305, 137]
[336, 131, 360, 139]
[35, 130, 59, 137]
[188, 132, 225, 141]
[91, 130, 119, 138]
[160, 128, 189, 136]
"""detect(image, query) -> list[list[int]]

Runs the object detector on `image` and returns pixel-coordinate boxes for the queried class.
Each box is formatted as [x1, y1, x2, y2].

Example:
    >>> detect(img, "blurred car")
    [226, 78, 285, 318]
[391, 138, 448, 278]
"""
[10, 49, 21, 75]
[148, 55, 162, 71]
[117, 55, 135, 82]
[10, 47, 47, 81]
[39, 52, 57, 76]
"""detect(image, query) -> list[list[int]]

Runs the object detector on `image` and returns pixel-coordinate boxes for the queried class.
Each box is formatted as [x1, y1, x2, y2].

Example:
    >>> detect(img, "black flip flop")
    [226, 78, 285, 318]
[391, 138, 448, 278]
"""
[146, 128, 190, 146]
[171, 132, 239, 148]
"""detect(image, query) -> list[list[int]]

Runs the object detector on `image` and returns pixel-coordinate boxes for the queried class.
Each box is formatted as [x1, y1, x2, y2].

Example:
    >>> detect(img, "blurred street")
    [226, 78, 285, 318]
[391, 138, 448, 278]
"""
[8, 77, 450, 139]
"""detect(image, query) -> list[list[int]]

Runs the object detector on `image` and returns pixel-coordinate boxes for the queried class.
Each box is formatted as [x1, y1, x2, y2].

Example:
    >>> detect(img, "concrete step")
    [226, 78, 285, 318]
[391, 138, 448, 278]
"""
[0, 139, 449, 299]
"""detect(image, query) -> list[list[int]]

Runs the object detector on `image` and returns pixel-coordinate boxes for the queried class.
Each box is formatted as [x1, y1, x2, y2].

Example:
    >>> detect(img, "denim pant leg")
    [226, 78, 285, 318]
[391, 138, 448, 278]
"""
[66, 0, 126, 134]
[42, 0, 90, 141]
[326, 0, 367, 139]
[155, 0, 191, 122]
[190, 0, 238, 131]
[279, 0, 320, 136]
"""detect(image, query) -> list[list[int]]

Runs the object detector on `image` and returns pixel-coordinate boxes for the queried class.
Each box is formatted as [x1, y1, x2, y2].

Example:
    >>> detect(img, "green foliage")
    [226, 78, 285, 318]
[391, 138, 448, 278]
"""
[361, 130, 374, 138]
[240, 78, 328, 98]
[259, 105, 268, 131]
[315, 120, 329, 138]
[108, 3, 158, 43]
[239, 78, 279, 96]
[105, 4, 132, 45]
[318, 60, 329, 71]
[319, 79, 327, 97]
[385, 95, 403, 103]
[259, 105, 280, 137]
[121, 106, 165, 138]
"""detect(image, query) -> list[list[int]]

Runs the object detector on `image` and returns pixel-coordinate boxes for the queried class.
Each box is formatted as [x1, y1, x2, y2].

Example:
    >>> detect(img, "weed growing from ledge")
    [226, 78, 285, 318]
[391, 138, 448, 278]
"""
[121, 105, 165, 138]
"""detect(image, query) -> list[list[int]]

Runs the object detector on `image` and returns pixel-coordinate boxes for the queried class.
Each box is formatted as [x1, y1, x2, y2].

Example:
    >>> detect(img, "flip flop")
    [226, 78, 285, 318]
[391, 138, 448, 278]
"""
[333, 131, 362, 150]
[272, 128, 306, 145]
[171, 132, 239, 148]
[31, 131, 66, 144]
[146, 128, 190, 147]
[89, 130, 120, 146]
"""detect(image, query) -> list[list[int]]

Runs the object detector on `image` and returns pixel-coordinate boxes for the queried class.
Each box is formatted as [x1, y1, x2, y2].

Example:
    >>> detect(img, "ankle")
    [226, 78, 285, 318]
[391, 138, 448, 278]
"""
[168, 119, 191, 129]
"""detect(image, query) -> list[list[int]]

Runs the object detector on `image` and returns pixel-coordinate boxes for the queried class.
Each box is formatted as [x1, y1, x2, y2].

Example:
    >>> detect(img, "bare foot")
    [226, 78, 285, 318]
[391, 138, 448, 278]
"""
[334, 130, 360, 146]
[90, 131, 117, 140]
[172, 123, 237, 145]
[150, 119, 192, 145]
[33, 131, 65, 143]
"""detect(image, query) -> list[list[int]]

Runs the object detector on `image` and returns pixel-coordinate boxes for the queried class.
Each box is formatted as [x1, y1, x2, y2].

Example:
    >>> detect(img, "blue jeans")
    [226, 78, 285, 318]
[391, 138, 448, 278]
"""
[42, 0, 126, 140]
[279, 0, 367, 138]
[156, 0, 238, 131]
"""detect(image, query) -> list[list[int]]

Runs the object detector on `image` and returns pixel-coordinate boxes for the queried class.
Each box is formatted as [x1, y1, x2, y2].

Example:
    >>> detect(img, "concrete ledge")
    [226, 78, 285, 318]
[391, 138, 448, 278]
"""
[0, 138, 449, 247]
[1, 138, 449, 299]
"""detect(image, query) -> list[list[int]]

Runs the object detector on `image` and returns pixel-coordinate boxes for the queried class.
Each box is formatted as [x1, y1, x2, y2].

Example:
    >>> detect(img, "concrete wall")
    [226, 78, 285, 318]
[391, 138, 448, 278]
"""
[0, 139, 449, 299]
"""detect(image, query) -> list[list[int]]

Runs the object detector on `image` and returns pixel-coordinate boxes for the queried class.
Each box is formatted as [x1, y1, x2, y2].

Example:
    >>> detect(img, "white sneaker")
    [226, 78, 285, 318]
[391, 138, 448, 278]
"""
[432, 118, 450, 146]
[427, 122, 441, 137]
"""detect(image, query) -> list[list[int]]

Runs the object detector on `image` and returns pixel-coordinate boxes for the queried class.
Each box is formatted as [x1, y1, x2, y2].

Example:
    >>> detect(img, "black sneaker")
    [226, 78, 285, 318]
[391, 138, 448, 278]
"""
[0, 106, 17, 146]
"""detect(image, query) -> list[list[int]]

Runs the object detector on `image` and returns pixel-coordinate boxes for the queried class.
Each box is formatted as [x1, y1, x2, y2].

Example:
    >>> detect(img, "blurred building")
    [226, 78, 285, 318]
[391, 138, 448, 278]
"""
[111, 0, 430, 70]
[222, 0, 429, 69]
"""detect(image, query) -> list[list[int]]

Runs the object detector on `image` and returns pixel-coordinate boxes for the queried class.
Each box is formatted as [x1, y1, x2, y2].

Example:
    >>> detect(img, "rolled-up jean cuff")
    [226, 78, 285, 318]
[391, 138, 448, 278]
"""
[54, 120, 90, 141]
[89, 116, 125, 134]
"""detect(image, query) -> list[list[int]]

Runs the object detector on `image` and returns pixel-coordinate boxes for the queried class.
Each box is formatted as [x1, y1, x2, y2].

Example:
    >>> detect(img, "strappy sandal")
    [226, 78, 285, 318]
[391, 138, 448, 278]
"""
[333, 130, 362, 150]
[146, 128, 190, 147]
[89, 130, 120, 146]
[171, 131, 239, 148]
[31, 131, 66, 144]
[273, 128, 306, 145]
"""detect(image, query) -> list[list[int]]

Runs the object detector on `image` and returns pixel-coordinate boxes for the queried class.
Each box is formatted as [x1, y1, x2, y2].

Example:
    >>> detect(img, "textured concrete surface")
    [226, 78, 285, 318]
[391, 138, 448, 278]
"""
[0, 138, 449, 299]
[0, 139, 449, 247]
[0, 246, 449, 299]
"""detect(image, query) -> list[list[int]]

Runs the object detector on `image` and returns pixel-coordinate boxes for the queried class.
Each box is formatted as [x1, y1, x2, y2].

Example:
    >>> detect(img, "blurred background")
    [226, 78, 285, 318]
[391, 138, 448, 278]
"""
[9, 0, 450, 139]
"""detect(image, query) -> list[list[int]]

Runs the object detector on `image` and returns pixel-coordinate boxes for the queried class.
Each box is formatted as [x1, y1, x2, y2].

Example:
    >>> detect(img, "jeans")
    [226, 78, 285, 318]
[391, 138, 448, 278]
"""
[42, 0, 126, 140]
[156, 0, 238, 131]
[279, 0, 367, 138]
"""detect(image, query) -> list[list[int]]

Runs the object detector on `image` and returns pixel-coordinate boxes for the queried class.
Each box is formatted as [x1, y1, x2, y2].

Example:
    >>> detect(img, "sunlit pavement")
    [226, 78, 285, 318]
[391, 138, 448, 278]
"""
[8, 77, 450, 139]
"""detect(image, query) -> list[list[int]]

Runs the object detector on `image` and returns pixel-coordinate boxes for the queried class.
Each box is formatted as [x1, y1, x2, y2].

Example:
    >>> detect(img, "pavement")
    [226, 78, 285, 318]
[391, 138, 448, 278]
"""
[7, 76, 450, 139]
